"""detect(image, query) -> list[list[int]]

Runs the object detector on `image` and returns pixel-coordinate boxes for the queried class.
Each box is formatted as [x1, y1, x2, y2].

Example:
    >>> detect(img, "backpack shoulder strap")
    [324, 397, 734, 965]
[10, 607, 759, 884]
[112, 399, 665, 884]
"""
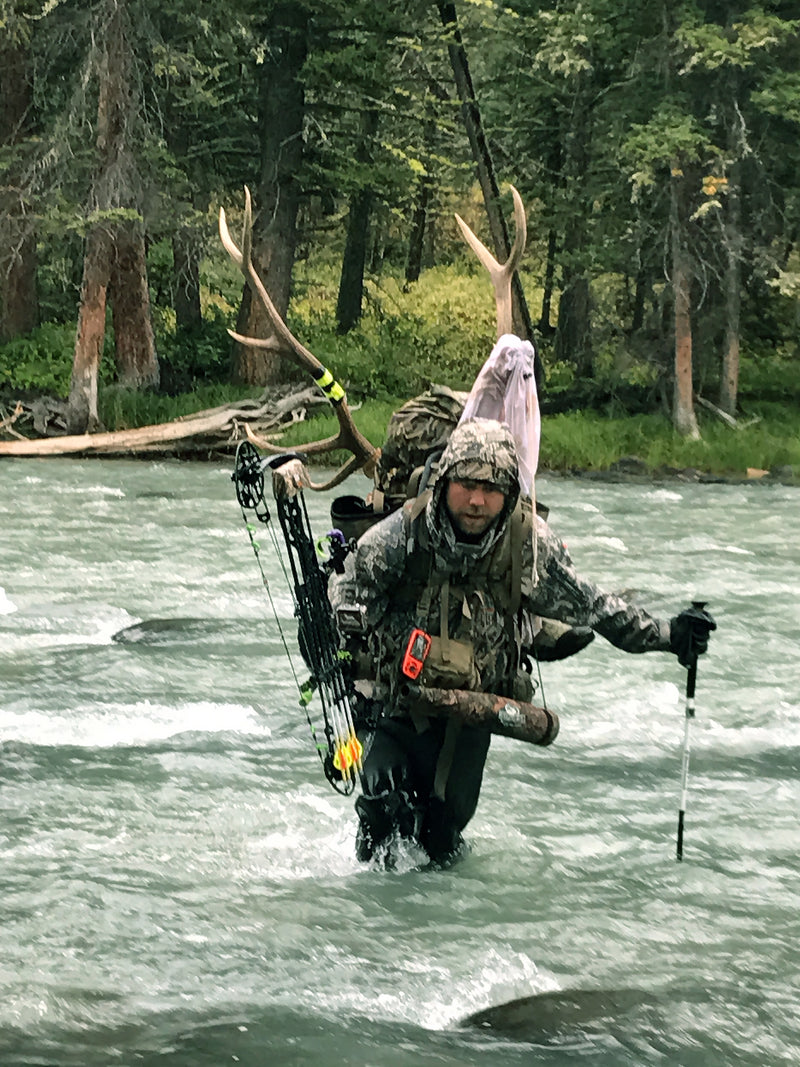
[508, 499, 531, 616]
[397, 494, 434, 604]
[485, 498, 531, 615]
[408, 488, 431, 524]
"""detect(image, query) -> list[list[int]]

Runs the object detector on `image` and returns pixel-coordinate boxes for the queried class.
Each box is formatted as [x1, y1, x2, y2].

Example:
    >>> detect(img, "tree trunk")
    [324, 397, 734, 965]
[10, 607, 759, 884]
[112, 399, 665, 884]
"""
[405, 177, 431, 284]
[0, 221, 37, 343]
[719, 245, 741, 417]
[68, 0, 158, 432]
[0, 12, 38, 341]
[336, 187, 374, 333]
[670, 160, 700, 439]
[672, 257, 698, 437]
[336, 109, 380, 333]
[630, 261, 647, 336]
[537, 229, 557, 337]
[554, 80, 593, 378]
[233, 2, 308, 385]
[110, 222, 159, 388]
[405, 165, 434, 284]
[68, 227, 112, 434]
[719, 164, 742, 416]
[436, 1, 535, 349]
[555, 274, 592, 377]
[405, 105, 443, 284]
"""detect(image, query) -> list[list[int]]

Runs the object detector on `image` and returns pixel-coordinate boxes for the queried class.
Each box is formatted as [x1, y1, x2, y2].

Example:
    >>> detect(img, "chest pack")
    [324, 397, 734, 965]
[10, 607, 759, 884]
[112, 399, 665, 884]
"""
[396, 492, 534, 693]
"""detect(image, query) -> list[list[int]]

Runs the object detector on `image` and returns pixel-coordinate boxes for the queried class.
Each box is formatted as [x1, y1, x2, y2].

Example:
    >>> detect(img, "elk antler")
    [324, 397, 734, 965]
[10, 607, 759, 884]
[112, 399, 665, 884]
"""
[219, 187, 379, 490]
[454, 184, 527, 339]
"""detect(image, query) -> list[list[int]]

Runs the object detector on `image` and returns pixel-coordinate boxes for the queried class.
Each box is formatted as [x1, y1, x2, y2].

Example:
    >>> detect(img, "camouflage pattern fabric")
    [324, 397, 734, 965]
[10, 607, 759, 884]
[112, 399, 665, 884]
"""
[329, 418, 671, 710]
[433, 416, 519, 494]
[374, 385, 468, 505]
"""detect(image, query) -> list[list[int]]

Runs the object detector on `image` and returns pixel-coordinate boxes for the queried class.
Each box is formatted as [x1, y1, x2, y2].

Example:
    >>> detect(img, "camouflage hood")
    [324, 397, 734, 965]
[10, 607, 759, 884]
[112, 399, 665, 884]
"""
[426, 418, 520, 568]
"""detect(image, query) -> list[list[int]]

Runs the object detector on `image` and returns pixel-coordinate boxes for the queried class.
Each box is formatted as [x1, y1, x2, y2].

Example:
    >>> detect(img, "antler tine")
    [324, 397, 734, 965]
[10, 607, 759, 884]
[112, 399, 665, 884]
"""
[454, 184, 527, 338]
[243, 421, 349, 457]
[219, 190, 321, 375]
[243, 423, 364, 490]
[219, 187, 379, 479]
[240, 186, 253, 274]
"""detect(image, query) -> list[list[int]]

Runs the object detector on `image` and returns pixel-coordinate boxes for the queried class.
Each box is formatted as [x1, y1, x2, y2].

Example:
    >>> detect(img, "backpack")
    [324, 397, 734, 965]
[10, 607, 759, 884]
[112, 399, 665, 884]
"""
[330, 385, 467, 541]
[372, 385, 468, 511]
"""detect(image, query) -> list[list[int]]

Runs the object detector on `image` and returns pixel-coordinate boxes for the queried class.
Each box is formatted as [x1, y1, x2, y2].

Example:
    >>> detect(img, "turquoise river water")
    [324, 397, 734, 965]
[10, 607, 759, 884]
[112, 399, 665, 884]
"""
[1, 456, 798, 1066]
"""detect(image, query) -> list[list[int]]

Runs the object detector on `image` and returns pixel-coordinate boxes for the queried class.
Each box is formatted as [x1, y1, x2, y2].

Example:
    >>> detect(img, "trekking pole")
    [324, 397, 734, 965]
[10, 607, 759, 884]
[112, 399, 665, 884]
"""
[676, 600, 707, 862]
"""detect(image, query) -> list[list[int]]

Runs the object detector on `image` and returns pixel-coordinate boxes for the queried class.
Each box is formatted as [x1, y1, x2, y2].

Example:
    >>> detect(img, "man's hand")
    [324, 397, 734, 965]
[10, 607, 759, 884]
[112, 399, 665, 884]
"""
[669, 605, 716, 668]
[271, 457, 311, 499]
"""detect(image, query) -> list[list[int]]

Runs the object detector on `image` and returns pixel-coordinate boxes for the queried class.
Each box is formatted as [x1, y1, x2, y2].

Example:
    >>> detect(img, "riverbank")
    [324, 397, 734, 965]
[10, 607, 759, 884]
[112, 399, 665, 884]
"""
[551, 459, 799, 487]
[276, 400, 800, 486]
[2, 388, 798, 484]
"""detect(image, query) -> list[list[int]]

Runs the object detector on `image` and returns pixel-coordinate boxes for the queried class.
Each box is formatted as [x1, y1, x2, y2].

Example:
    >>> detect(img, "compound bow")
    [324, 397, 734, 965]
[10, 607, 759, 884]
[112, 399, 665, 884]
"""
[233, 440, 363, 794]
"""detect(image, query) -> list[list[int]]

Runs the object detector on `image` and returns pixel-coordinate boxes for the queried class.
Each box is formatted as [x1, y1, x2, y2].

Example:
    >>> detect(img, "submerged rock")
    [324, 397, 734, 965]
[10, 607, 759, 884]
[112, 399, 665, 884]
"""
[461, 987, 663, 1039]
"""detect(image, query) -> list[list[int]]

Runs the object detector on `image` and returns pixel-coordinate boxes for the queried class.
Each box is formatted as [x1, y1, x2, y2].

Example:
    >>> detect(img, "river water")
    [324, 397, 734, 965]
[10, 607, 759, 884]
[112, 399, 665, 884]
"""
[1, 456, 798, 1066]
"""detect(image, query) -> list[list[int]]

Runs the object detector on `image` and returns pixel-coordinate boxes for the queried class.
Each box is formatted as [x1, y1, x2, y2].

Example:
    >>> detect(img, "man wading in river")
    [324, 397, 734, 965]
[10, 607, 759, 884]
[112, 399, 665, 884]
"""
[222, 189, 715, 868]
[328, 417, 715, 868]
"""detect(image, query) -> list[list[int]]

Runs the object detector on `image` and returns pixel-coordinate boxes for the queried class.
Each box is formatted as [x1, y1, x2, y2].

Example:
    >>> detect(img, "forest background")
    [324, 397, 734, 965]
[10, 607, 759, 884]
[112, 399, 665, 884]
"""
[1, 0, 799, 477]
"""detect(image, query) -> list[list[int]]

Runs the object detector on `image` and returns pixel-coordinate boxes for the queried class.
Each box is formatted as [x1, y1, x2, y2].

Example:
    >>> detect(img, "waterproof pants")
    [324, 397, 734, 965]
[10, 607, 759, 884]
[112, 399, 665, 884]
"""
[355, 714, 491, 866]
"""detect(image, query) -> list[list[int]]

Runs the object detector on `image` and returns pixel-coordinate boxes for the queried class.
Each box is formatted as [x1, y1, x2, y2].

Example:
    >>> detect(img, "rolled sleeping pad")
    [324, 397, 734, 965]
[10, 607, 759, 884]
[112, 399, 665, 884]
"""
[403, 685, 559, 746]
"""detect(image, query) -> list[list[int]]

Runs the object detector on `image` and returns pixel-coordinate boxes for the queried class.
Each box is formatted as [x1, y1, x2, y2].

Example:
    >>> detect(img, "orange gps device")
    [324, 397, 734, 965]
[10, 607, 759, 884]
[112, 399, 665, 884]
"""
[401, 628, 432, 680]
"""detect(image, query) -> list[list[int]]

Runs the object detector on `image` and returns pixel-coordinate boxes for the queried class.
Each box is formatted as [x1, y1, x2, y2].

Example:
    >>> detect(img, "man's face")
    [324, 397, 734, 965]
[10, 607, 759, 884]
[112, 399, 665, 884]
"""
[445, 478, 506, 537]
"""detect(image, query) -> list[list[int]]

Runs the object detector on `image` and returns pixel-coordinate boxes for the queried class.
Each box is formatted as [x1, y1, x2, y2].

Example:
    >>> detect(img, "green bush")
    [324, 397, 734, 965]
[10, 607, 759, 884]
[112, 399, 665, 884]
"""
[0, 322, 82, 396]
[156, 306, 235, 393]
[291, 263, 507, 399]
[738, 352, 800, 404]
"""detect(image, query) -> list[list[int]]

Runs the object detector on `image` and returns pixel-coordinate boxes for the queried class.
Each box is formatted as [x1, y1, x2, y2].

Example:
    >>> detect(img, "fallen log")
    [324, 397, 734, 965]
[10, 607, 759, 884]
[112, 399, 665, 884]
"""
[695, 394, 761, 430]
[0, 386, 328, 458]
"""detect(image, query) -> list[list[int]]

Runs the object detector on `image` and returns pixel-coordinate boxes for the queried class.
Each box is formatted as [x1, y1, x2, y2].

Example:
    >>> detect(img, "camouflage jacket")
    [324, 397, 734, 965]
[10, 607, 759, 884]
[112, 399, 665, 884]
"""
[329, 507, 670, 696]
[328, 418, 671, 703]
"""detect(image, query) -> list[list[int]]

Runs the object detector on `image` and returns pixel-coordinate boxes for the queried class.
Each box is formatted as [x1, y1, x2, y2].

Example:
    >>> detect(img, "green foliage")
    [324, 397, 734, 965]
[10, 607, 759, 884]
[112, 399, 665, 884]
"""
[752, 71, 800, 122]
[623, 104, 715, 196]
[0, 322, 77, 395]
[738, 352, 800, 404]
[2, 0, 799, 453]
[529, 5, 604, 78]
[290, 263, 502, 400]
[97, 382, 262, 431]
[0, 302, 235, 403]
[155, 307, 235, 393]
[540, 409, 800, 476]
[677, 9, 799, 72]
[198, 253, 243, 314]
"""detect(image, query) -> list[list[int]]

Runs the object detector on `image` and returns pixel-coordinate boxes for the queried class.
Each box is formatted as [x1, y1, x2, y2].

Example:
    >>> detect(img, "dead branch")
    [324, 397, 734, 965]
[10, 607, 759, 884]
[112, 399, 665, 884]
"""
[695, 395, 761, 430]
[0, 402, 24, 434]
[0, 385, 329, 458]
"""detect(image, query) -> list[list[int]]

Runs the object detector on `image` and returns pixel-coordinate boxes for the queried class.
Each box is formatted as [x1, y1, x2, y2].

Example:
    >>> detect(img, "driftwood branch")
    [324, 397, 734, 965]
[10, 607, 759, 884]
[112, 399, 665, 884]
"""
[0, 402, 24, 435]
[0, 386, 330, 458]
[695, 395, 761, 430]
